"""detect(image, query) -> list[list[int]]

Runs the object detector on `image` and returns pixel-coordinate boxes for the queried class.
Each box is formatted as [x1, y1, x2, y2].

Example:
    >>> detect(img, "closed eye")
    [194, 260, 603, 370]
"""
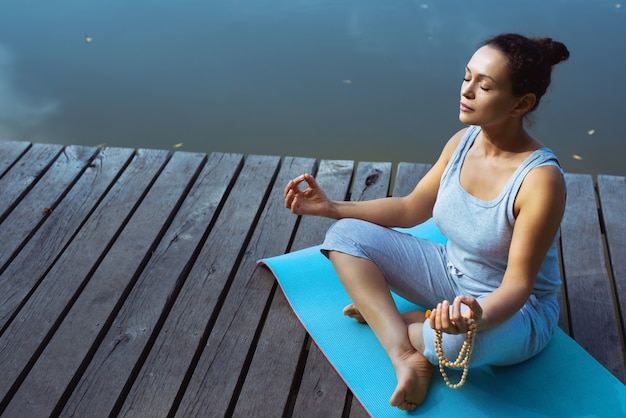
[463, 78, 490, 91]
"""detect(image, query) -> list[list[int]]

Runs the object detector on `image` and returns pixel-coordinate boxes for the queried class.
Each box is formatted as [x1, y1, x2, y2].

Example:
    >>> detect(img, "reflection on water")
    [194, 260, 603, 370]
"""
[0, 45, 60, 139]
[1, 0, 624, 176]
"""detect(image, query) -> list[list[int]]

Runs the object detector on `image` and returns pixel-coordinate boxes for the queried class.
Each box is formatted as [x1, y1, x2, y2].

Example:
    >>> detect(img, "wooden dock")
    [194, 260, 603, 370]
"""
[0, 141, 624, 417]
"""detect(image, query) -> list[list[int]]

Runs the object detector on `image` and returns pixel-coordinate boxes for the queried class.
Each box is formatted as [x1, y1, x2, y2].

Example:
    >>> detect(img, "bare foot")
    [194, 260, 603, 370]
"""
[342, 305, 433, 409]
[342, 303, 367, 324]
[389, 350, 434, 411]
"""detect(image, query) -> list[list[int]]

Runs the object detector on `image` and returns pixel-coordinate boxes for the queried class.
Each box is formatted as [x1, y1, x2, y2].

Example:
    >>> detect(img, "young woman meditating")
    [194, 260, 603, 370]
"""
[284, 33, 569, 411]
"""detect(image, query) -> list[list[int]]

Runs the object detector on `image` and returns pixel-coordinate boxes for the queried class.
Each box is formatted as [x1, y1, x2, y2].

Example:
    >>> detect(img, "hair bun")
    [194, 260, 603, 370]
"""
[533, 37, 570, 66]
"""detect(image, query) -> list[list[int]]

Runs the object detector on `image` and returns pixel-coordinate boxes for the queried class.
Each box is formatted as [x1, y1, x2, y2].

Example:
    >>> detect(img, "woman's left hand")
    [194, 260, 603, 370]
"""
[429, 296, 483, 334]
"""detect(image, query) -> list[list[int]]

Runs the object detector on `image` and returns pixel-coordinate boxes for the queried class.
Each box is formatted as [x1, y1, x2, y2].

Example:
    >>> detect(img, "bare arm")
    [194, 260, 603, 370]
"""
[284, 129, 466, 228]
[477, 164, 565, 330]
[431, 164, 566, 333]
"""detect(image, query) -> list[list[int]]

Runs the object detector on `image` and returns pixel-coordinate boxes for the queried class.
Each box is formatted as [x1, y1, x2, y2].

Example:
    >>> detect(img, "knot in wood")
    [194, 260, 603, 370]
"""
[365, 170, 381, 186]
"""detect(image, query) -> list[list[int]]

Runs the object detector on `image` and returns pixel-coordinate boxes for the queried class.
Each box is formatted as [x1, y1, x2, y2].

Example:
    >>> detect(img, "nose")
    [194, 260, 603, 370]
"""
[461, 81, 474, 99]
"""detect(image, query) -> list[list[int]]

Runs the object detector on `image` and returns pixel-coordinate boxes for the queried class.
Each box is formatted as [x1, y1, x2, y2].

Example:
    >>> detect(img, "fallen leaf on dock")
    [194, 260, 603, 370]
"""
[42, 207, 52, 214]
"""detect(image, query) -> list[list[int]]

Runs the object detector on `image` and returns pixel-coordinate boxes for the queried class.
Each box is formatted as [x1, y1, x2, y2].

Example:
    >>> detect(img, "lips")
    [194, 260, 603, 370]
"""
[460, 102, 474, 112]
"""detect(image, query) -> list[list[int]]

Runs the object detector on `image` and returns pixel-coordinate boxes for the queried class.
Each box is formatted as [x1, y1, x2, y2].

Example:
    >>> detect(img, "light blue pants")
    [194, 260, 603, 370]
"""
[321, 218, 559, 367]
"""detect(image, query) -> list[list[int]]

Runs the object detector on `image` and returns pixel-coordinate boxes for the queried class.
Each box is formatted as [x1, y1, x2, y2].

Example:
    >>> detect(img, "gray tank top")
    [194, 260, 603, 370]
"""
[432, 126, 562, 296]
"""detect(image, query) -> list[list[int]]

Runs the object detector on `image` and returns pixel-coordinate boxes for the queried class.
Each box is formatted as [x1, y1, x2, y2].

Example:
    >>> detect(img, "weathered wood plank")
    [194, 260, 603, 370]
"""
[117, 155, 281, 417]
[597, 175, 626, 345]
[232, 160, 354, 417]
[392, 162, 432, 197]
[292, 344, 349, 417]
[349, 399, 371, 418]
[240, 290, 310, 418]
[61, 152, 244, 416]
[292, 162, 392, 417]
[2, 151, 206, 417]
[0, 143, 63, 222]
[0, 146, 134, 329]
[173, 157, 316, 417]
[0, 141, 30, 178]
[0, 148, 171, 409]
[556, 241, 571, 335]
[350, 161, 392, 201]
[0, 145, 98, 272]
[560, 173, 626, 383]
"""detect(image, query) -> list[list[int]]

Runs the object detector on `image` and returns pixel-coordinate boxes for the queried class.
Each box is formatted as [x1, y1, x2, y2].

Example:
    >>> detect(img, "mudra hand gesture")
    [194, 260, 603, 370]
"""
[429, 296, 483, 334]
[284, 173, 331, 216]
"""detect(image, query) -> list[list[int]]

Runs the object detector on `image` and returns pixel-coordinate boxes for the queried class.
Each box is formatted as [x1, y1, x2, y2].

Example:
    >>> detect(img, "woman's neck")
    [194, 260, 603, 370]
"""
[478, 121, 539, 157]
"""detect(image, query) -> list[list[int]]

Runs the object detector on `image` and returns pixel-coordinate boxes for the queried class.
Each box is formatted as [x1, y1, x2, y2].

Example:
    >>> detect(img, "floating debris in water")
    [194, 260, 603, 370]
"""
[85, 35, 92, 43]
[342, 79, 352, 84]
[587, 129, 595, 135]
[173, 143, 183, 148]
[572, 154, 583, 160]
[420, 4, 429, 9]
[616, 3, 622, 8]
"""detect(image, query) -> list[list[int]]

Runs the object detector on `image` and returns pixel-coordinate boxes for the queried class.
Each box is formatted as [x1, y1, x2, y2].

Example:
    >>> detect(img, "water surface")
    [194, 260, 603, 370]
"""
[1, 0, 625, 176]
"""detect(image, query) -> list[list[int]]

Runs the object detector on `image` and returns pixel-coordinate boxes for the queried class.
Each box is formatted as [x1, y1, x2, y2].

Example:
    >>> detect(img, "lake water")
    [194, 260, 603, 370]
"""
[1, 0, 625, 176]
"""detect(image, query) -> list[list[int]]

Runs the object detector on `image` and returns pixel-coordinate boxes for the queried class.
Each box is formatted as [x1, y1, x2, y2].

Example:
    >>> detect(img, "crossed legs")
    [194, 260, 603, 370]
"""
[328, 251, 434, 411]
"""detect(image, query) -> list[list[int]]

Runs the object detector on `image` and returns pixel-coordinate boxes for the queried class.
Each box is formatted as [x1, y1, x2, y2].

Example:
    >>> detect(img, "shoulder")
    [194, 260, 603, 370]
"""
[412, 128, 469, 191]
[439, 127, 470, 163]
[448, 127, 470, 148]
[423, 127, 468, 180]
[515, 163, 566, 219]
[522, 164, 565, 195]
[403, 127, 471, 217]
[428, 127, 471, 181]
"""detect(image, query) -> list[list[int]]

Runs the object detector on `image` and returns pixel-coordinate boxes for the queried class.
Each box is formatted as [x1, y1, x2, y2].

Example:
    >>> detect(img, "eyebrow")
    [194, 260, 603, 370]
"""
[465, 67, 497, 84]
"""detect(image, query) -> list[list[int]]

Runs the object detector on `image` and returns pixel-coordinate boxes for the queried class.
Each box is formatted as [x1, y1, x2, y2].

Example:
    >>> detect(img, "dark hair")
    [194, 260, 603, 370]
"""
[482, 33, 569, 112]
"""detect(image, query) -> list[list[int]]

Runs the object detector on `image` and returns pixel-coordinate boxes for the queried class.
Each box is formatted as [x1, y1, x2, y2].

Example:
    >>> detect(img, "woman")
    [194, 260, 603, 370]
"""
[284, 33, 569, 411]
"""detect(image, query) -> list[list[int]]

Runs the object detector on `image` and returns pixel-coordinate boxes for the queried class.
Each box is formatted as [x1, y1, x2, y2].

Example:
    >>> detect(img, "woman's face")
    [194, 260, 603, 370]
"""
[459, 45, 521, 127]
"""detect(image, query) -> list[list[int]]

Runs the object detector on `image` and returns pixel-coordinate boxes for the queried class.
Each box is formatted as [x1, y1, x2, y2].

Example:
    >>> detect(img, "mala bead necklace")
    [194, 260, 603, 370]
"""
[425, 309, 477, 389]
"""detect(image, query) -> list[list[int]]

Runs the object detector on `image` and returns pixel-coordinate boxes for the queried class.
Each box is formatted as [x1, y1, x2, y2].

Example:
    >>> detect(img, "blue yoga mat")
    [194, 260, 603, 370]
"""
[259, 219, 626, 417]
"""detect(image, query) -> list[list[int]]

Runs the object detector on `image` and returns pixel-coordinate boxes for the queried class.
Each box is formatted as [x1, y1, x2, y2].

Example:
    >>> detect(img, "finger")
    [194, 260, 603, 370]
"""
[290, 195, 301, 214]
[452, 296, 467, 333]
[440, 300, 452, 329]
[451, 296, 462, 321]
[433, 303, 442, 330]
[460, 295, 483, 319]
[303, 173, 318, 189]
[284, 189, 293, 208]
[284, 178, 298, 198]
[285, 175, 306, 196]
[284, 180, 293, 198]
[285, 188, 300, 210]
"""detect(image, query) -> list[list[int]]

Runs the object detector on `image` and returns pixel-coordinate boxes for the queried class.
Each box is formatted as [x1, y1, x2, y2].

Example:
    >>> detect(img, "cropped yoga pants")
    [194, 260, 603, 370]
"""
[320, 218, 560, 368]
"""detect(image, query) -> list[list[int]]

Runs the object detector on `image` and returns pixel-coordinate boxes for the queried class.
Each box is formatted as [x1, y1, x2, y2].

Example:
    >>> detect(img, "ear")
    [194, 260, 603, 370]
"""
[511, 93, 536, 117]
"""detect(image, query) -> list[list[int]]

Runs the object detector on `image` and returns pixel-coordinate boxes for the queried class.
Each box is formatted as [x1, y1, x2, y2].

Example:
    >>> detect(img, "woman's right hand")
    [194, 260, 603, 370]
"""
[284, 173, 333, 217]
